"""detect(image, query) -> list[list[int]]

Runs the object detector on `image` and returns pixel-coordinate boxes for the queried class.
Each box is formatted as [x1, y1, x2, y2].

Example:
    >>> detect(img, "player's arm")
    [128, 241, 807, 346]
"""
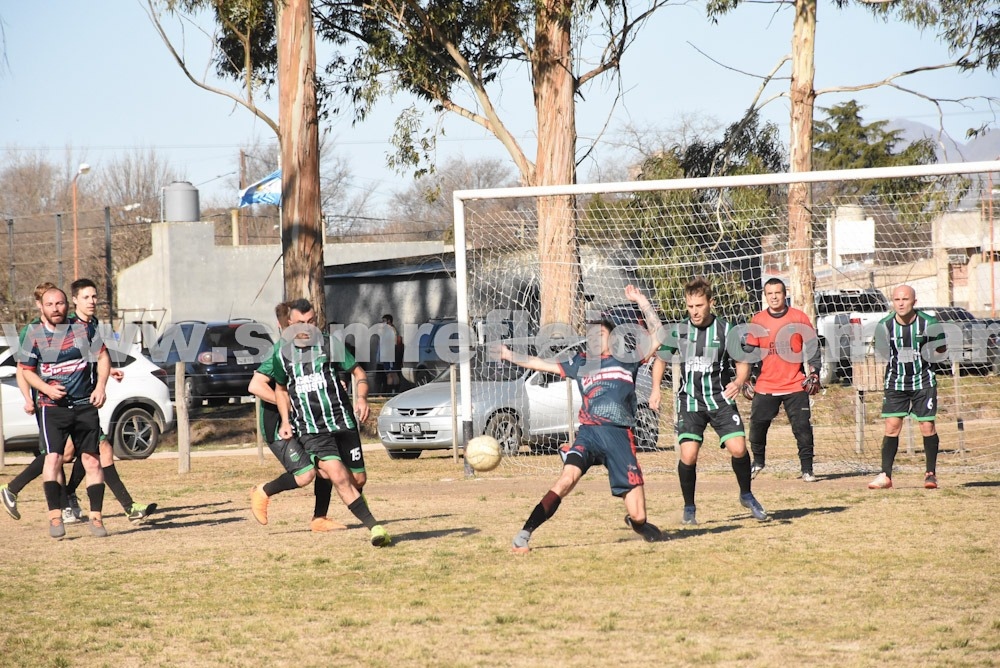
[624, 284, 663, 360]
[248, 371, 277, 405]
[649, 355, 667, 411]
[274, 382, 293, 440]
[493, 343, 562, 375]
[350, 365, 370, 423]
[14, 366, 35, 414]
[90, 348, 111, 408]
[19, 364, 67, 402]
[723, 361, 752, 400]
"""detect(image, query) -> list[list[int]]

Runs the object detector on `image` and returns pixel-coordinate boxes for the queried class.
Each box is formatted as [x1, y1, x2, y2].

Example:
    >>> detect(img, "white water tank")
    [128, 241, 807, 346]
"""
[162, 181, 200, 222]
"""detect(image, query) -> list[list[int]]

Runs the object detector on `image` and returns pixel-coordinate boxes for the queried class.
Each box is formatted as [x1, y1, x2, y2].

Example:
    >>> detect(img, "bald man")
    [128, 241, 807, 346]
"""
[869, 285, 943, 490]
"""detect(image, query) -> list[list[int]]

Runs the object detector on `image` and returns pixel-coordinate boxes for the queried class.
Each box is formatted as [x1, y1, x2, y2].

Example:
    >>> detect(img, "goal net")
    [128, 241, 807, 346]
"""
[451, 160, 1000, 477]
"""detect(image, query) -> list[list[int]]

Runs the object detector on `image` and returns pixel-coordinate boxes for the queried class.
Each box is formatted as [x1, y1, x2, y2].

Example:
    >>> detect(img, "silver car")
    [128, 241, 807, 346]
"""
[377, 341, 660, 459]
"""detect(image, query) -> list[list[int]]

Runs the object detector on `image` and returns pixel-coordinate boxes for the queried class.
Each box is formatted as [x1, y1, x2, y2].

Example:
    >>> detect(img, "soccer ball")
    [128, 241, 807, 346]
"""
[465, 435, 502, 472]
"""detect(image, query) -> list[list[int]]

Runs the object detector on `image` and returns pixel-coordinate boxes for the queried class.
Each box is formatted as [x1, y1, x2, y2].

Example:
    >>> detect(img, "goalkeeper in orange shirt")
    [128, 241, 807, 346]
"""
[743, 278, 822, 482]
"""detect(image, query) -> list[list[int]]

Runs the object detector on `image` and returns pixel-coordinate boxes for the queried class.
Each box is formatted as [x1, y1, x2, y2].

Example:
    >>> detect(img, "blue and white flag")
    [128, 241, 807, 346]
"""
[238, 169, 282, 207]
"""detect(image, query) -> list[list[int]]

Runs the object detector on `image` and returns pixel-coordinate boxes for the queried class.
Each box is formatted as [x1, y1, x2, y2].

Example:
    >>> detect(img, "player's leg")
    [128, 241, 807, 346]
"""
[250, 438, 315, 525]
[1, 451, 46, 521]
[872, 390, 908, 489]
[748, 393, 781, 478]
[316, 455, 390, 546]
[912, 387, 940, 488]
[676, 409, 707, 525]
[40, 407, 73, 538]
[783, 392, 817, 481]
[612, 428, 660, 542]
[512, 438, 589, 553]
[73, 409, 108, 536]
[713, 405, 767, 521]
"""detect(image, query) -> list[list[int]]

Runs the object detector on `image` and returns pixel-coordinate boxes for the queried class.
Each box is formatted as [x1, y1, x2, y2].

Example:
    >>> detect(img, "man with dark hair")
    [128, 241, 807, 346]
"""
[499, 285, 664, 553]
[649, 276, 768, 526]
[869, 284, 943, 490]
[18, 286, 111, 538]
[744, 277, 822, 482]
[248, 301, 342, 532]
[63, 278, 157, 523]
[272, 299, 391, 547]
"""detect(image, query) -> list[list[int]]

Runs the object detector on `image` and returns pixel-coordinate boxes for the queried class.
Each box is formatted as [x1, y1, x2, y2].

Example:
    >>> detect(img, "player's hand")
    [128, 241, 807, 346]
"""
[278, 422, 293, 440]
[354, 396, 370, 423]
[648, 387, 661, 411]
[489, 343, 508, 362]
[23, 401, 35, 415]
[802, 371, 821, 396]
[723, 381, 740, 400]
[45, 382, 67, 401]
[90, 388, 107, 409]
[111, 369, 124, 382]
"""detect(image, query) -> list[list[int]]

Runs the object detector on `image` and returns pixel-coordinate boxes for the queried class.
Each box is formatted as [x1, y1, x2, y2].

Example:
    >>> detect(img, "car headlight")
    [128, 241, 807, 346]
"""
[380, 404, 394, 416]
[432, 404, 452, 417]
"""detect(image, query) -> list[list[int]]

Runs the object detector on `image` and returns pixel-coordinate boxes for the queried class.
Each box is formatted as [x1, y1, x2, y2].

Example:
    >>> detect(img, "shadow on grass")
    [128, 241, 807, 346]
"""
[961, 480, 1000, 487]
[764, 505, 849, 521]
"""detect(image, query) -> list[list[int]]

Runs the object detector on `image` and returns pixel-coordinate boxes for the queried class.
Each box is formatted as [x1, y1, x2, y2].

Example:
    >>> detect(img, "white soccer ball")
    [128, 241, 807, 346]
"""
[465, 435, 502, 472]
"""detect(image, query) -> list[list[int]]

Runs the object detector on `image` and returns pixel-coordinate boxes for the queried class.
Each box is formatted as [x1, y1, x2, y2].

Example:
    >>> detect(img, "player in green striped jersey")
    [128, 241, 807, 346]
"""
[869, 285, 944, 490]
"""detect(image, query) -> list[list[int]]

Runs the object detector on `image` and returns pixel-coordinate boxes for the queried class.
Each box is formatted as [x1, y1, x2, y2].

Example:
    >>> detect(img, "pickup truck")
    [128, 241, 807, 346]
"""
[814, 289, 891, 385]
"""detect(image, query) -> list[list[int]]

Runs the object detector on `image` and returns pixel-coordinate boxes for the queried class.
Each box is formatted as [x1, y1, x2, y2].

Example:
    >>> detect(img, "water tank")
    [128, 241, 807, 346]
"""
[162, 181, 200, 222]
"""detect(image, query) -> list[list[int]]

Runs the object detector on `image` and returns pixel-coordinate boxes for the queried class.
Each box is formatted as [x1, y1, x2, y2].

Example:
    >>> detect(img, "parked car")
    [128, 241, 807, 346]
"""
[401, 317, 459, 387]
[915, 307, 1000, 375]
[814, 289, 891, 385]
[0, 337, 175, 459]
[378, 339, 660, 459]
[149, 320, 274, 410]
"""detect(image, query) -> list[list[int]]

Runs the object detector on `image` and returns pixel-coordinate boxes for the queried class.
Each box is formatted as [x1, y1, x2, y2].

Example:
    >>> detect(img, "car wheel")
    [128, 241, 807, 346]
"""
[111, 407, 161, 460]
[486, 412, 522, 456]
[634, 405, 660, 452]
[385, 449, 421, 460]
[183, 377, 199, 411]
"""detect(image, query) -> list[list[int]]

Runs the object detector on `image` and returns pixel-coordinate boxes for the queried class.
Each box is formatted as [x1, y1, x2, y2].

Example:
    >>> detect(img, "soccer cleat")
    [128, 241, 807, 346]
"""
[62, 507, 82, 525]
[801, 471, 818, 483]
[127, 503, 158, 524]
[68, 493, 85, 521]
[750, 461, 765, 480]
[1, 484, 20, 521]
[625, 515, 661, 541]
[250, 485, 269, 525]
[370, 524, 392, 547]
[310, 517, 347, 532]
[868, 472, 893, 490]
[89, 517, 109, 538]
[49, 517, 66, 539]
[740, 493, 769, 521]
[924, 472, 938, 489]
[682, 505, 698, 525]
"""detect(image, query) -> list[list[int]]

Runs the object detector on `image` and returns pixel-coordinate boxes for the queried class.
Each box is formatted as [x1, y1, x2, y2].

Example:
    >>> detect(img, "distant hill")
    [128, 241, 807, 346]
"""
[886, 119, 1000, 163]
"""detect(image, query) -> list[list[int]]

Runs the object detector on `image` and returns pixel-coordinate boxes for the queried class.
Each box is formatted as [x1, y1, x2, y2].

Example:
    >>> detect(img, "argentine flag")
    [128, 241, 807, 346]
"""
[238, 170, 282, 207]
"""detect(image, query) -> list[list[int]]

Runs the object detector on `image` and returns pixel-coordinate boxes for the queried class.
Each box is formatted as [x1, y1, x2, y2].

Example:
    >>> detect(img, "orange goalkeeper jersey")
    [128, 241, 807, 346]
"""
[747, 307, 817, 395]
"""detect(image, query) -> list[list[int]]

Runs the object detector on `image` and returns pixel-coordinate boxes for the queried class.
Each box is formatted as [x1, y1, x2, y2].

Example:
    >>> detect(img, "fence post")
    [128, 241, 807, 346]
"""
[55, 213, 64, 289]
[0, 391, 6, 468]
[104, 207, 113, 320]
[176, 362, 190, 473]
[6, 219, 14, 305]
[255, 398, 265, 464]
[952, 363, 965, 455]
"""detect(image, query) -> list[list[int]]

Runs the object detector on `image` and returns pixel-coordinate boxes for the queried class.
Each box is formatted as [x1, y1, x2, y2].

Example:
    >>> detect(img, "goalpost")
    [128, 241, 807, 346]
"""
[451, 159, 1000, 475]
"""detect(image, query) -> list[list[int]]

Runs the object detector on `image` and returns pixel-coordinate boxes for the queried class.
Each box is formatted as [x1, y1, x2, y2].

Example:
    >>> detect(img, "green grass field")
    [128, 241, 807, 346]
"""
[0, 449, 998, 667]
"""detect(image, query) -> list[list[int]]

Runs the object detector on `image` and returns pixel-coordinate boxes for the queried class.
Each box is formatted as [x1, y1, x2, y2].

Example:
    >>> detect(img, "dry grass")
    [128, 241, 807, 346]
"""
[1, 448, 998, 668]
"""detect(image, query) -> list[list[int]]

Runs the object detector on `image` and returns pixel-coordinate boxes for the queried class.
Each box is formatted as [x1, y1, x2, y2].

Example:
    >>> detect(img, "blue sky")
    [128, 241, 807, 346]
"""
[1, 1, 996, 209]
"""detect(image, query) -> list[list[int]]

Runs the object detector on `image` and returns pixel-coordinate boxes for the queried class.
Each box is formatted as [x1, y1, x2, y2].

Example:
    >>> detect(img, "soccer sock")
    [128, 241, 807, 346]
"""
[263, 473, 299, 497]
[9, 453, 45, 495]
[881, 436, 900, 477]
[678, 461, 697, 507]
[348, 496, 378, 529]
[749, 421, 768, 464]
[67, 457, 86, 496]
[522, 490, 561, 533]
[43, 481, 62, 512]
[923, 433, 940, 473]
[732, 453, 752, 495]
[103, 465, 135, 512]
[86, 483, 106, 514]
[59, 481, 69, 510]
[313, 475, 333, 518]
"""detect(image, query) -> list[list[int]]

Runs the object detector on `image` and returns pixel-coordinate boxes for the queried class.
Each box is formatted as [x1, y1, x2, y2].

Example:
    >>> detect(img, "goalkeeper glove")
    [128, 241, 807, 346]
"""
[802, 371, 821, 396]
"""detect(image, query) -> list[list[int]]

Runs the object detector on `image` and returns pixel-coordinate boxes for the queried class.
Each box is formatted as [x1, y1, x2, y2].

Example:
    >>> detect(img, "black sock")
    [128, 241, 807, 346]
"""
[67, 457, 86, 496]
[104, 465, 135, 512]
[348, 496, 378, 529]
[678, 462, 697, 507]
[10, 454, 45, 495]
[313, 476, 333, 518]
[86, 483, 106, 514]
[263, 472, 299, 497]
[732, 453, 752, 495]
[881, 436, 899, 477]
[924, 433, 940, 473]
[43, 480, 63, 512]
[523, 490, 561, 533]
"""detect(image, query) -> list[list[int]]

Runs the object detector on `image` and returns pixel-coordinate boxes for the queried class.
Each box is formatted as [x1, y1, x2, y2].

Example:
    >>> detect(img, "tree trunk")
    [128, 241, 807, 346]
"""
[277, 0, 326, 326]
[533, 0, 583, 330]
[788, 0, 816, 322]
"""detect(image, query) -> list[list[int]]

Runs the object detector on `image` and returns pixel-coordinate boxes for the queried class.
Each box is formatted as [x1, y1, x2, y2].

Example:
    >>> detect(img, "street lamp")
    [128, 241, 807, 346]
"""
[72, 162, 91, 280]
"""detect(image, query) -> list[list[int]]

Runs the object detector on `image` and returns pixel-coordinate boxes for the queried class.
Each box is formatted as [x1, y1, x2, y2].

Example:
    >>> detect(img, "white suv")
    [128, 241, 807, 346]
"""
[814, 289, 891, 384]
[0, 337, 174, 459]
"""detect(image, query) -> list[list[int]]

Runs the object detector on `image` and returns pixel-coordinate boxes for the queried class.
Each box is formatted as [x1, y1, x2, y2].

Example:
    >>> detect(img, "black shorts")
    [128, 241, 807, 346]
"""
[299, 430, 366, 473]
[881, 387, 938, 421]
[560, 424, 643, 497]
[38, 404, 101, 457]
[268, 438, 316, 476]
[675, 403, 745, 447]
